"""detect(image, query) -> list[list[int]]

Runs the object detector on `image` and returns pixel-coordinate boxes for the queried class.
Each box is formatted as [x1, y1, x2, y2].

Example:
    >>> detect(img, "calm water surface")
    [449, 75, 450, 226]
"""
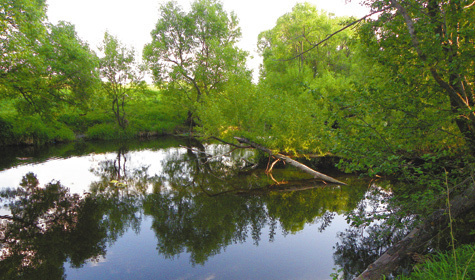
[0, 137, 377, 280]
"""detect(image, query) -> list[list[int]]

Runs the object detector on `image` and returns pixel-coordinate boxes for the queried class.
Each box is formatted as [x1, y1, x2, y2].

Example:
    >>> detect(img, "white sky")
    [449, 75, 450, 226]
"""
[46, 0, 368, 79]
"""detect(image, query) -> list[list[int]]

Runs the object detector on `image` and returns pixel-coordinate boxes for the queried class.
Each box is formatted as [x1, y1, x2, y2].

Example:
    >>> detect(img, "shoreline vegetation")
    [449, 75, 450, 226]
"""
[0, 85, 187, 146]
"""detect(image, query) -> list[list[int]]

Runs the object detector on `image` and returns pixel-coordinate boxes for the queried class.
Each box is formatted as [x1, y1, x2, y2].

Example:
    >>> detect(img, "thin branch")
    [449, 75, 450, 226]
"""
[208, 136, 252, 149]
[464, 0, 475, 9]
[266, 158, 281, 174]
[277, 8, 390, 62]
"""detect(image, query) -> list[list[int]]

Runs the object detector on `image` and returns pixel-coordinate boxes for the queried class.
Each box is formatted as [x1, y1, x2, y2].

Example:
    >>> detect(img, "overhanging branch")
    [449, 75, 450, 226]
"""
[234, 137, 347, 185]
[277, 8, 390, 62]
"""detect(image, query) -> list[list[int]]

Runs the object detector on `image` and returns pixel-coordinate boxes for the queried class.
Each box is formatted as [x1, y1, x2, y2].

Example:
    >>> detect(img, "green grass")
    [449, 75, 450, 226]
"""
[0, 85, 188, 145]
[398, 244, 475, 280]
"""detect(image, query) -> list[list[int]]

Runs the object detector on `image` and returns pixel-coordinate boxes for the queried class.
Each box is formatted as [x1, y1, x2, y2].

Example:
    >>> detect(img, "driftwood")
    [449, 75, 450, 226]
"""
[356, 179, 475, 280]
[234, 137, 346, 185]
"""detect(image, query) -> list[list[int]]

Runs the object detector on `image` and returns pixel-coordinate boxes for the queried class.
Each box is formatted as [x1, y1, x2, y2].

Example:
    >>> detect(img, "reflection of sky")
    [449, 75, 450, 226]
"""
[1, 144, 356, 279]
[0, 155, 104, 193]
[65, 215, 348, 280]
[0, 149, 170, 194]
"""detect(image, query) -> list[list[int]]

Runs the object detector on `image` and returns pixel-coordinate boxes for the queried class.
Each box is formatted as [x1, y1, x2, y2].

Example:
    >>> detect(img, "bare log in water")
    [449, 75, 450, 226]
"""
[356, 180, 475, 280]
[234, 137, 346, 185]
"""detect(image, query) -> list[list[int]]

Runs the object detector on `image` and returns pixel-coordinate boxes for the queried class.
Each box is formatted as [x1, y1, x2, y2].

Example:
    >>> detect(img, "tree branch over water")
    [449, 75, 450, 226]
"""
[234, 137, 347, 185]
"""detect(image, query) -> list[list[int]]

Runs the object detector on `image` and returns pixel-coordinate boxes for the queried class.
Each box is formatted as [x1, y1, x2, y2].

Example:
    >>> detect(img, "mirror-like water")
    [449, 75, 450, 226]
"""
[0, 137, 379, 280]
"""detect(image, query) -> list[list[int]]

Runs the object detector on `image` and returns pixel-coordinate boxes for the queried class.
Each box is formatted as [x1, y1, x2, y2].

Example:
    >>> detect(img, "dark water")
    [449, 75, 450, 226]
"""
[0, 137, 382, 280]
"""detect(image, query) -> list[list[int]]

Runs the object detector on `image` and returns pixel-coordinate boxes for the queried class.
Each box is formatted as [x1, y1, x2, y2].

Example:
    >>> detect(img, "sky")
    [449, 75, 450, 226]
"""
[46, 0, 369, 79]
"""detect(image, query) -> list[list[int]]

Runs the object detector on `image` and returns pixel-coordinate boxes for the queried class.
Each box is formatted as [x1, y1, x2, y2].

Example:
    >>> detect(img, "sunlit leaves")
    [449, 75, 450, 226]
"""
[98, 32, 145, 130]
[143, 0, 250, 126]
[0, 4, 100, 117]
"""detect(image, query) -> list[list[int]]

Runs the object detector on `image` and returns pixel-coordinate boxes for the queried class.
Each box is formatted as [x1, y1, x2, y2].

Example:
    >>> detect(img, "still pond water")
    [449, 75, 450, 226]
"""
[0, 137, 384, 280]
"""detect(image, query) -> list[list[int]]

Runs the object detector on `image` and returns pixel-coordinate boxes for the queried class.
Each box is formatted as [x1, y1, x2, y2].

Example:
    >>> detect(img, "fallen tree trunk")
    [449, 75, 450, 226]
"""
[356, 179, 475, 280]
[234, 137, 346, 185]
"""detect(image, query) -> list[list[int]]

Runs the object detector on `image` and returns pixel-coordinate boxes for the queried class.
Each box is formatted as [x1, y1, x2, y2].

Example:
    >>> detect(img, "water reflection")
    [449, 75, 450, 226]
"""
[0, 173, 108, 279]
[333, 184, 416, 280]
[0, 138, 374, 279]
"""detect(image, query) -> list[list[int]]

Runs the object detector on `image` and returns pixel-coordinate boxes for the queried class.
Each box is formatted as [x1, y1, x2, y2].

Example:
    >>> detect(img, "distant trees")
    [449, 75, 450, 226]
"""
[98, 32, 144, 130]
[236, 4, 356, 153]
[258, 3, 353, 88]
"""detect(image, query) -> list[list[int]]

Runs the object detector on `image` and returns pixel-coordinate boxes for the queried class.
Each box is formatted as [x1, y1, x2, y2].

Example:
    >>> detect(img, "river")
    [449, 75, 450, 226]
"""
[0, 137, 382, 280]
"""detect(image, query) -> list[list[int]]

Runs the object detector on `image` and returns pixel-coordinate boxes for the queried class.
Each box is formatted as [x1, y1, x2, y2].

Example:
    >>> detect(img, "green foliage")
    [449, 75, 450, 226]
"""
[258, 3, 353, 85]
[354, 0, 475, 156]
[84, 85, 184, 140]
[198, 4, 356, 154]
[1, 12, 100, 116]
[143, 0, 250, 126]
[326, 2, 469, 175]
[98, 32, 145, 130]
[86, 123, 134, 140]
[398, 244, 475, 280]
[0, 110, 75, 145]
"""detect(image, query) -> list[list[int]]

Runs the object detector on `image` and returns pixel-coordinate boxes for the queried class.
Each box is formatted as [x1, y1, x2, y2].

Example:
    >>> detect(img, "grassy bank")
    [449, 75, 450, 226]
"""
[0, 86, 186, 146]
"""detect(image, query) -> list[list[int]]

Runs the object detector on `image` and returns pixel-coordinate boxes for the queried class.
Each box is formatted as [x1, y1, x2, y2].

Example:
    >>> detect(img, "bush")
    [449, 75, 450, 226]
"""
[12, 116, 76, 145]
[0, 116, 15, 146]
[86, 123, 135, 140]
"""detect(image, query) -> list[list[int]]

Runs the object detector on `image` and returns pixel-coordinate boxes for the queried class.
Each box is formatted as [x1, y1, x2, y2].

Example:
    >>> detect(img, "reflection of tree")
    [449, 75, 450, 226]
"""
[0, 173, 108, 279]
[0, 173, 143, 279]
[143, 192, 268, 265]
[143, 140, 368, 265]
[333, 186, 413, 280]
[0, 141, 376, 276]
[88, 145, 164, 240]
[89, 146, 162, 197]
[266, 182, 365, 234]
[158, 139, 253, 195]
[333, 223, 411, 280]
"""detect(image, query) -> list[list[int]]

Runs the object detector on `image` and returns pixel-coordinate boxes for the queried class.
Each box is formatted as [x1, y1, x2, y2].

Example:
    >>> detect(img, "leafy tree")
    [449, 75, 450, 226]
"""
[143, 0, 249, 126]
[258, 3, 353, 89]
[0, 0, 46, 54]
[98, 32, 145, 130]
[0, 0, 99, 117]
[356, 0, 475, 155]
[319, 0, 474, 179]
[203, 3, 356, 154]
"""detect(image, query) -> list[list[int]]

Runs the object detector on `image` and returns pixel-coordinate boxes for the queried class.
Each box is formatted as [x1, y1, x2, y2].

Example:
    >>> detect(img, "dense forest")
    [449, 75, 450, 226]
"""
[1, 0, 475, 279]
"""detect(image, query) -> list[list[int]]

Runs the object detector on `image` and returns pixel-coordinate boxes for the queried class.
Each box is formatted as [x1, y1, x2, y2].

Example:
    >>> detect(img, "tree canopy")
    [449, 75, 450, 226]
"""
[0, 0, 99, 116]
[358, 0, 475, 154]
[143, 0, 250, 126]
[98, 32, 145, 130]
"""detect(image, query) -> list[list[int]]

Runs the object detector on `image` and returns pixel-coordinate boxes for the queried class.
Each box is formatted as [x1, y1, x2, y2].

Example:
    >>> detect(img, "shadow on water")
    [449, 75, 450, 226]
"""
[0, 137, 425, 279]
